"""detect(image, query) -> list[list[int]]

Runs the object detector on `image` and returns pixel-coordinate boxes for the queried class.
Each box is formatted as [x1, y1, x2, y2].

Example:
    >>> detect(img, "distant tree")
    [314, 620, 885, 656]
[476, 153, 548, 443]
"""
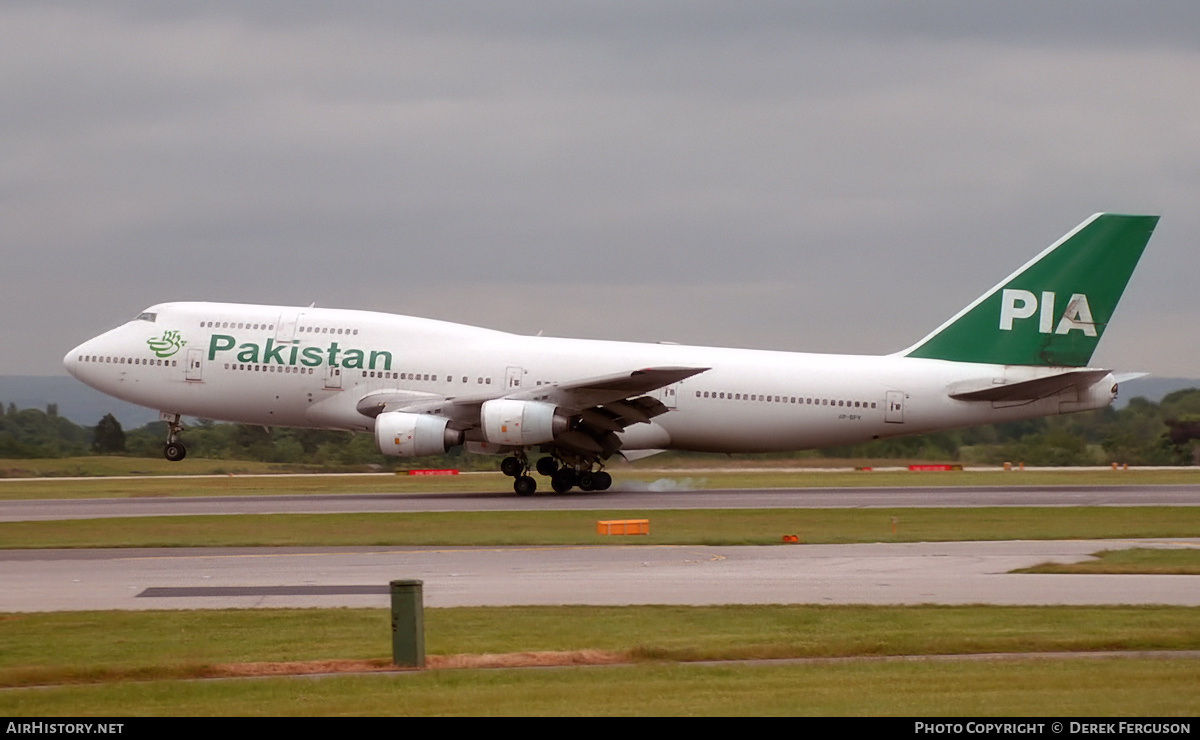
[93, 414, 126, 454]
[231, 424, 274, 460]
[46, 403, 58, 418]
[1165, 416, 1200, 447]
[1163, 414, 1200, 465]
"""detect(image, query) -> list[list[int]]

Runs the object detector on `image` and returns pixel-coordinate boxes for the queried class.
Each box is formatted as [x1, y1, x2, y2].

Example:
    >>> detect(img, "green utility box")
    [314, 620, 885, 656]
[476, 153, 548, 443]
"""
[390, 579, 425, 668]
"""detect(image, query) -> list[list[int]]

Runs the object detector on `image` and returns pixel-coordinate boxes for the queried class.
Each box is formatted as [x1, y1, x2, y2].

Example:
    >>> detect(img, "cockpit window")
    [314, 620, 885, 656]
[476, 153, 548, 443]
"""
[136, 312, 157, 322]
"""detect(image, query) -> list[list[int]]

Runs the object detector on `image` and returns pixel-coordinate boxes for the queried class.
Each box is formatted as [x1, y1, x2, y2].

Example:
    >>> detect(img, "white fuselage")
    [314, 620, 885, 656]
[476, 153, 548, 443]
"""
[64, 301, 1116, 454]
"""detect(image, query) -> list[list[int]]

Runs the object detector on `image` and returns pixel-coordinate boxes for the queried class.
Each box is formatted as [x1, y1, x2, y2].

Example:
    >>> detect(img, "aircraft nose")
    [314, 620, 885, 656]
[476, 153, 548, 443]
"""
[63, 345, 84, 379]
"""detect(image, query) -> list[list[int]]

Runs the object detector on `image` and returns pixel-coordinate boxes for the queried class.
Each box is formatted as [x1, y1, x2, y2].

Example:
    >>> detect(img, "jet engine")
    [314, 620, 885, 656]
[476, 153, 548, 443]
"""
[375, 411, 463, 457]
[480, 399, 570, 446]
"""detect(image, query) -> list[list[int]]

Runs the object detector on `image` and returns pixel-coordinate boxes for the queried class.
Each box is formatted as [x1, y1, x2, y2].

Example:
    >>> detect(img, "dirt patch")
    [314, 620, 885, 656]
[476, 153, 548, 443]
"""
[211, 650, 628, 677]
[207, 659, 394, 677]
[428, 650, 626, 669]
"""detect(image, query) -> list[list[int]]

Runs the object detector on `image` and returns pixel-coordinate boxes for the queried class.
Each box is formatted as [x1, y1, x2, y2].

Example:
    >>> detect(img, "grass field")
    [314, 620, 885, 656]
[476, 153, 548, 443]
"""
[0, 456, 298, 478]
[2, 506, 1199, 548]
[1, 605, 1198, 715]
[1017, 547, 1200, 574]
[4, 657, 1197, 716]
[7, 605, 1200, 680]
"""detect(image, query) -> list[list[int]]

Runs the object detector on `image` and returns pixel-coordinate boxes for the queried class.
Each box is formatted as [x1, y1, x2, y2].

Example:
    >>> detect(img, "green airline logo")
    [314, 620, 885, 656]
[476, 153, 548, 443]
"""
[207, 334, 393, 370]
[147, 330, 187, 358]
[999, 290, 1096, 336]
[905, 214, 1158, 367]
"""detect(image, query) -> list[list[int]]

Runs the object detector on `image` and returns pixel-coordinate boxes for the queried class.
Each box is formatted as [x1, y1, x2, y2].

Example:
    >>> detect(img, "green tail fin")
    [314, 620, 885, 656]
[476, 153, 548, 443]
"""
[902, 213, 1158, 367]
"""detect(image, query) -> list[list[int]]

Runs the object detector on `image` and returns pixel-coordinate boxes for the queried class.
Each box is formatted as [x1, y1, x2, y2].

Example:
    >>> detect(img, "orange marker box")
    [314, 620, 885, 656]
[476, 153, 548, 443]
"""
[597, 519, 649, 535]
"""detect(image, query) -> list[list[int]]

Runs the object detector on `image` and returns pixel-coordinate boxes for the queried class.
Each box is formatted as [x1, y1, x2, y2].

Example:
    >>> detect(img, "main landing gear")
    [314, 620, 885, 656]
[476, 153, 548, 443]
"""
[553, 468, 612, 494]
[500, 452, 538, 495]
[162, 414, 187, 462]
[499, 453, 612, 496]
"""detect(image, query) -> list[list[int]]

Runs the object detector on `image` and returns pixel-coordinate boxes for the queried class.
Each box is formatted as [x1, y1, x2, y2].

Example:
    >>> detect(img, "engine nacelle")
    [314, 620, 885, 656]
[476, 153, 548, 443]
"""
[375, 411, 462, 457]
[480, 399, 569, 446]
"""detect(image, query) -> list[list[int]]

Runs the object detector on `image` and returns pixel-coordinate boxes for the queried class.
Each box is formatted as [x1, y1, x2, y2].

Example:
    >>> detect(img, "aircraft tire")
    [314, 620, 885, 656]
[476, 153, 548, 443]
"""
[500, 456, 523, 477]
[594, 471, 612, 491]
[535, 456, 558, 476]
[514, 475, 537, 496]
[551, 469, 574, 494]
[577, 472, 595, 491]
[164, 442, 187, 462]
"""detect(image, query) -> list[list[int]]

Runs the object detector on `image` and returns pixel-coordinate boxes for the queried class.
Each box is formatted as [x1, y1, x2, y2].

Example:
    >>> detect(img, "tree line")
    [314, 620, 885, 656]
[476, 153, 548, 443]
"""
[2, 390, 1199, 467]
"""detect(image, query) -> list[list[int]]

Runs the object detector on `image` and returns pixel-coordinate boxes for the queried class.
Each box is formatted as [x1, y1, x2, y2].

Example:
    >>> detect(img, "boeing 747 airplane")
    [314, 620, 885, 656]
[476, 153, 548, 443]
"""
[65, 213, 1158, 494]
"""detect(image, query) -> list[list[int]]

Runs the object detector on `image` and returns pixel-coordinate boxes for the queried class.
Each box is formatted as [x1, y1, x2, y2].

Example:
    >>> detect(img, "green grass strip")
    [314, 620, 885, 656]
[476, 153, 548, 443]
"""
[3, 605, 1200, 689]
[3, 658, 1197, 716]
[1016, 547, 1200, 574]
[2, 507, 1198, 549]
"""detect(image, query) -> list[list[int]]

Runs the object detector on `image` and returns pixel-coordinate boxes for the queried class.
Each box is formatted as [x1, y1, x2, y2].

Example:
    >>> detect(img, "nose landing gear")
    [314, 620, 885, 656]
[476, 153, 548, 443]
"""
[162, 414, 187, 462]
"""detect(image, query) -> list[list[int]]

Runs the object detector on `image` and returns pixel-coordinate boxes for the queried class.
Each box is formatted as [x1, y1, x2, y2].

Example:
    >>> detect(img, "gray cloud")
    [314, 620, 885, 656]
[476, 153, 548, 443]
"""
[3, 2, 1199, 376]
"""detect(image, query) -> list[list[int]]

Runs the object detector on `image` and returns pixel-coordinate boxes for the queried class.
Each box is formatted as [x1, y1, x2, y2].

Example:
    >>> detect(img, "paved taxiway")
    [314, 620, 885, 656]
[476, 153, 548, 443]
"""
[3, 483, 1199, 521]
[3, 539, 1198, 612]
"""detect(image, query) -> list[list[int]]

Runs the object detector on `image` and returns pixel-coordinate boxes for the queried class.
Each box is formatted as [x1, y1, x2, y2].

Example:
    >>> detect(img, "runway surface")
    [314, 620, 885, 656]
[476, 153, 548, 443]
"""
[2, 539, 1197, 612]
[3, 484, 1197, 612]
[3, 483, 1199, 521]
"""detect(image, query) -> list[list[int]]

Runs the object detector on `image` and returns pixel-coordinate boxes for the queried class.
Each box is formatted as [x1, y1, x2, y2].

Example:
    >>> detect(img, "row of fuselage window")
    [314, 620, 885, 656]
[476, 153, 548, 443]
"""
[223, 363, 316, 374]
[199, 320, 360, 336]
[78, 353, 874, 411]
[203, 321, 276, 331]
[81, 354, 493, 385]
[216, 364, 496, 386]
[89, 355, 500, 385]
[78, 355, 178, 367]
[358, 371, 495, 384]
[695, 390, 877, 410]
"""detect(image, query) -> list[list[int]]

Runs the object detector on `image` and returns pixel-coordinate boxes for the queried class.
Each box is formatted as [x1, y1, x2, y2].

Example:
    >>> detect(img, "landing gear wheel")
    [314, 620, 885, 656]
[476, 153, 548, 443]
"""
[514, 475, 537, 496]
[551, 469, 575, 494]
[577, 472, 595, 492]
[162, 413, 186, 462]
[593, 471, 612, 491]
[500, 456, 523, 477]
[164, 442, 187, 462]
[535, 457, 559, 477]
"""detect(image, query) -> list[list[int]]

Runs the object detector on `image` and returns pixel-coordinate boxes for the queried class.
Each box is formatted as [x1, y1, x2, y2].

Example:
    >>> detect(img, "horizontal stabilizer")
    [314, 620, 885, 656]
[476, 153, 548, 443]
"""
[1112, 371, 1149, 384]
[948, 369, 1111, 402]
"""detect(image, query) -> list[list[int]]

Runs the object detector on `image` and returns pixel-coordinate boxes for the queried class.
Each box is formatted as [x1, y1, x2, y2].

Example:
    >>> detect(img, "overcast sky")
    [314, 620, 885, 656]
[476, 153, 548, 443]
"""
[4, 1, 1198, 378]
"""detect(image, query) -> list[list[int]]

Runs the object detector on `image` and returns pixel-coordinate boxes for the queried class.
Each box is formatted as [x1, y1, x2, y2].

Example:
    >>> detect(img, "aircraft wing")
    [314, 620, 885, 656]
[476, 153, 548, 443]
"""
[489, 366, 708, 456]
[492, 366, 708, 410]
[355, 366, 708, 457]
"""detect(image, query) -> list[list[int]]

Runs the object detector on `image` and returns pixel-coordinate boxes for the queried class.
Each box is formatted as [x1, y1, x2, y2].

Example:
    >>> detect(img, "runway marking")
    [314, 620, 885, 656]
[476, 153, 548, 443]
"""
[113, 544, 697, 562]
[138, 586, 388, 598]
[1073, 539, 1200, 549]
